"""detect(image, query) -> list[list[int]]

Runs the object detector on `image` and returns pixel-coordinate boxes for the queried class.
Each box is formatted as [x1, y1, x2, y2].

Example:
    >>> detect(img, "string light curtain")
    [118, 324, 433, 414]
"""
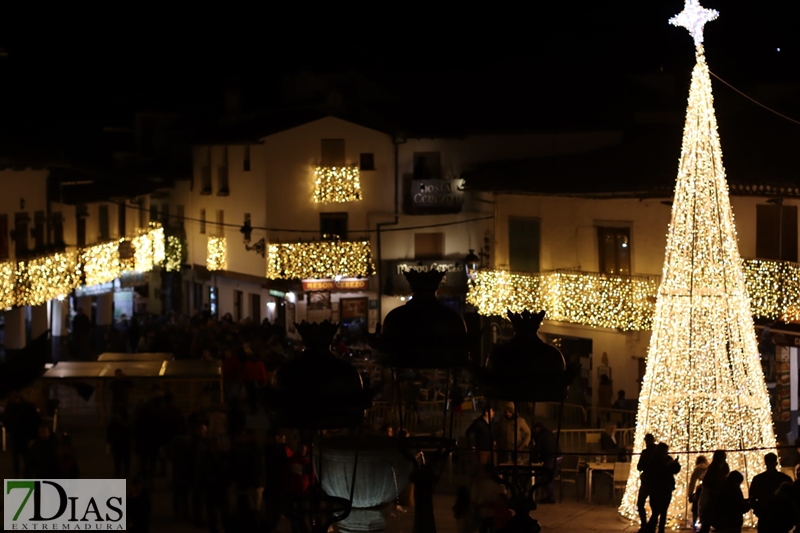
[0, 262, 16, 308]
[266, 240, 375, 280]
[313, 166, 362, 203]
[81, 241, 122, 287]
[132, 222, 165, 273]
[207, 237, 227, 271]
[620, 2, 775, 527]
[467, 260, 800, 330]
[15, 252, 81, 306]
[164, 235, 184, 272]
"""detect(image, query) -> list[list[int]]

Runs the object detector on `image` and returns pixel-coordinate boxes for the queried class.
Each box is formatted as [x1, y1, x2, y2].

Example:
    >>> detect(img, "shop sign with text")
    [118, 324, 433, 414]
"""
[302, 278, 369, 292]
[411, 179, 465, 214]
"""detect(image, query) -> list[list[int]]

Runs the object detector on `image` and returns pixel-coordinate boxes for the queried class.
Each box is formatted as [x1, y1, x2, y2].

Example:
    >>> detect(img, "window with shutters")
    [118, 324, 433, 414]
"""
[99, 205, 110, 240]
[34, 211, 45, 249]
[218, 147, 229, 195]
[320, 212, 348, 240]
[508, 218, 541, 273]
[597, 226, 631, 275]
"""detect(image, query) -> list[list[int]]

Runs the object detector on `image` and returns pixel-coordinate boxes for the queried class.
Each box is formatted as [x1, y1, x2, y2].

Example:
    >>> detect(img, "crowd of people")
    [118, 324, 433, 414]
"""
[636, 433, 800, 533]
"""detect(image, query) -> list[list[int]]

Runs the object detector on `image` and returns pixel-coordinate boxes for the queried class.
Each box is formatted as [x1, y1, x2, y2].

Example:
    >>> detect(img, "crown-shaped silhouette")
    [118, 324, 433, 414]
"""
[404, 268, 446, 295]
[294, 320, 340, 350]
[507, 309, 546, 335]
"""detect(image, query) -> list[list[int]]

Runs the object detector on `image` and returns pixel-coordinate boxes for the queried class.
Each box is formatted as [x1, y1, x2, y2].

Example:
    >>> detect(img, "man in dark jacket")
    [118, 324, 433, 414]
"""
[532, 422, 559, 504]
[466, 406, 495, 469]
[750, 453, 792, 532]
[636, 434, 657, 531]
[3, 390, 40, 477]
[646, 443, 681, 533]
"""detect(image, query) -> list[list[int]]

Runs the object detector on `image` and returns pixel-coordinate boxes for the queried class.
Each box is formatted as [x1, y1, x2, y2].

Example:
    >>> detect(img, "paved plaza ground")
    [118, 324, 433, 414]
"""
[0, 415, 754, 532]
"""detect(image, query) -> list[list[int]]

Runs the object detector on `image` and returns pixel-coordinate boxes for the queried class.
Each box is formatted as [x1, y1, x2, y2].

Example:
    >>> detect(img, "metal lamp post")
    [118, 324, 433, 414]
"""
[372, 268, 470, 533]
[268, 320, 374, 533]
[473, 310, 577, 533]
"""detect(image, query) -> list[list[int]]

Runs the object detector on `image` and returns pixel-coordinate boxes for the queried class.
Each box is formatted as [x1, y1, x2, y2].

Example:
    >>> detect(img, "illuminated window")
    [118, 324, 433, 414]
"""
[509, 217, 540, 273]
[756, 203, 797, 262]
[597, 226, 631, 275]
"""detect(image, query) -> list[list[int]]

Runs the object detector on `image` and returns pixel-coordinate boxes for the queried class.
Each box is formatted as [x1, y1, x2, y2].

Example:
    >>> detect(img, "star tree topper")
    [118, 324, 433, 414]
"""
[669, 0, 719, 48]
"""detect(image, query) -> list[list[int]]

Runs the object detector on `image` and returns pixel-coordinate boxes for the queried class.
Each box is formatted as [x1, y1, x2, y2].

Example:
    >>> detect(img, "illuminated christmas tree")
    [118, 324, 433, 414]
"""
[619, 1, 777, 527]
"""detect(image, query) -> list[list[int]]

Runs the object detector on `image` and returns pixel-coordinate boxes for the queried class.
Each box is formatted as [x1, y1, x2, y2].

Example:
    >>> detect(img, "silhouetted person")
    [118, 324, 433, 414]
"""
[613, 389, 627, 410]
[598, 374, 613, 411]
[72, 307, 92, 360]
[109, 369, 133, 416]
[263, 429, 290, 532]
[107, 409, 132, 478]
[636, 433, 656, 531]
[770, 482, 798, 533]
[3, 390, 40, 477]
[128, 477, 152, 533]
[466, 406, 495, 469]
[646, 443, 680, 533]
[25, 424, 58, 478]
[749, 453, 791, 532]
[497, 402, 530, 464]
[531, 421, 558, 504]
[707, 470, 749, 533]
[600, 422, 626, 461]
[688, 455, 709, 531]
[698, 450, 730, 533]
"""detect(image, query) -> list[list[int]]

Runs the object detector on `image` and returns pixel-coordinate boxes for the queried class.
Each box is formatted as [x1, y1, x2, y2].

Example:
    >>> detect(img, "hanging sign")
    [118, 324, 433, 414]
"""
[302, 278, 369, 292]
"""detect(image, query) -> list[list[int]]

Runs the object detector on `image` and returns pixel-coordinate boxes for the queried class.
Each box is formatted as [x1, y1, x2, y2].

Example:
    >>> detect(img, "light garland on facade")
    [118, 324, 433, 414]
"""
[0, 262, 16, 309]
[468, 258, 800, 330]
[313, 166, 362, 203]
[266, 240, 375, 280]
[467, 269, 660, 330]
[164, 235, 184, 272]
[80, 241, 122, 287]
[15, 252, 81, 307]
[619, 6, 775, 527]
[207, 237, 227, 271]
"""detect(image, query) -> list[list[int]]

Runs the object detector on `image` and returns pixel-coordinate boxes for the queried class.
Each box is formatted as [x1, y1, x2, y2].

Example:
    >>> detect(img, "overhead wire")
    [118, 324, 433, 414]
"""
[709, 70, 800, 127]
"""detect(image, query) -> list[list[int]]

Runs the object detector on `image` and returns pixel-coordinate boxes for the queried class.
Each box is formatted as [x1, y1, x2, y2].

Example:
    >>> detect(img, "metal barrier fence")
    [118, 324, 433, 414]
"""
[588, 407, 638, 429]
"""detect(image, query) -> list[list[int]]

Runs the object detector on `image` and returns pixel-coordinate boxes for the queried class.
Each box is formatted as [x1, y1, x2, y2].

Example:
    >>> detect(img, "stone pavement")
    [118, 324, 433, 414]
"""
[0, 417, 753, 532]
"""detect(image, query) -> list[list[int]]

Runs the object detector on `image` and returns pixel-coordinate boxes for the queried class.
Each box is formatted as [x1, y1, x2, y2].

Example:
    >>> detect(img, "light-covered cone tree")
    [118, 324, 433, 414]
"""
[619, 1, 777, 528]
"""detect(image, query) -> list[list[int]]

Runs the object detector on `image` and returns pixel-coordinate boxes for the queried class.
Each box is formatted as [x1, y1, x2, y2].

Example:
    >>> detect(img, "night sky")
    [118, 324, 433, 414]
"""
[0, 0, 798, 157]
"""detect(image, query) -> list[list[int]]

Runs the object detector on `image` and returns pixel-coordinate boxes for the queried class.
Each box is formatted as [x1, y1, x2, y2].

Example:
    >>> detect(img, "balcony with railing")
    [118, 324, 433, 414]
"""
[467, 259, 800, 330]
[266, 239, 375, 280]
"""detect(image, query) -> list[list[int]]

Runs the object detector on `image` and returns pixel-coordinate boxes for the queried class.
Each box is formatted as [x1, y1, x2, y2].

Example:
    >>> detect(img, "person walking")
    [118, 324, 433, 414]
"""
[636, 433, 657, 531]
[688, 455, 708, 531]
[466, 406, 495, 470]
[749, 453, 792, 532]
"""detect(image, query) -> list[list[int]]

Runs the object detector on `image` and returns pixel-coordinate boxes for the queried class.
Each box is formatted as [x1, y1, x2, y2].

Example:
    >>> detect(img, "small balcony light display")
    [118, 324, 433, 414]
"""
[266, 240, 375, 280]
[313, 166, 362, 204]
[207, 237, 227, 272]
[164, 235, 184, 272]
[0, 262, 15, 308]
[131, 222, 166, 273]
[81, 241, 122, 287]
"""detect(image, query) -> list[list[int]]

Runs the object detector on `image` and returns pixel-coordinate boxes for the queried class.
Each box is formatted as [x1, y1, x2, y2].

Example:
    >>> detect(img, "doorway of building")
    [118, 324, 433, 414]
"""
[543, 334, 593, 407]
[340, 297, 368, 341]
